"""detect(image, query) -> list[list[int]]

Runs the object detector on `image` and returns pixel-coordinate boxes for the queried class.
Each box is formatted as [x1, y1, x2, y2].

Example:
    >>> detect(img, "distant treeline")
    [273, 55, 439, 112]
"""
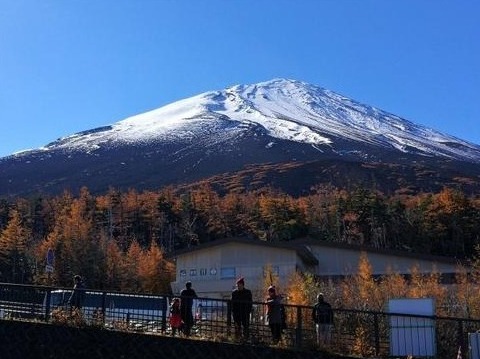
[0, 184, 479, 291]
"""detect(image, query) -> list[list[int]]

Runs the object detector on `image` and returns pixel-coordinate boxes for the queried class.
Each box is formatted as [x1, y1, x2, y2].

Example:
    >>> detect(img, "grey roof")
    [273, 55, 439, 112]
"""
[169, 236, 464, 267]
[170, 237, 319, 266]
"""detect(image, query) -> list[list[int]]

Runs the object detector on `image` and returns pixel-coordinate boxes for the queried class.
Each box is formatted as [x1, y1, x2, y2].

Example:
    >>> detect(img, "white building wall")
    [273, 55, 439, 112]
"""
[171, 242, 300, 298]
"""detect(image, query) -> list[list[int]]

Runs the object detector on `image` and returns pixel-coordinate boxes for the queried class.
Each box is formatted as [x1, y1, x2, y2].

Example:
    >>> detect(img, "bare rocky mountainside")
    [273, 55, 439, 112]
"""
[1, 78, 480, 198]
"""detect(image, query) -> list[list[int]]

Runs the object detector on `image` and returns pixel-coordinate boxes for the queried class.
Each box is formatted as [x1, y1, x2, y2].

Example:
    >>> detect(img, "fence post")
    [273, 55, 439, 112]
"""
[161, 296, 168, 333]
[295, 305, 302, 348]
[227, 299, 232, 337]
[44, 288, 52, 322]
[101, 291, 107, 325]
[373, 312, 380, 356]
[457, 318, 465, 358]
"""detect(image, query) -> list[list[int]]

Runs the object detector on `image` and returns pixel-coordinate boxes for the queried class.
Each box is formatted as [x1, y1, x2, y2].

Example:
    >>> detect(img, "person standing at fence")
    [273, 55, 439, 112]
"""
[169, 297, 183, 336]
[68, 275, 85, 310]
[265, 285, 283, 345]
[231, 277, 253, 340]
[180, 281, 198, 336]
[312, 293, 334, 346]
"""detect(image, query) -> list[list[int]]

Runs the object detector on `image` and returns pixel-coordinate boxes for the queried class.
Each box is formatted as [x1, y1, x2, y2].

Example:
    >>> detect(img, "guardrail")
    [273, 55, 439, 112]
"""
[1, 282, 479, 358]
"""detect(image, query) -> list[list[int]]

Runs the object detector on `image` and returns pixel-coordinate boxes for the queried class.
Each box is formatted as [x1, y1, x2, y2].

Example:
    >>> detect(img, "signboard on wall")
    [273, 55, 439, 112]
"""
[45, 248, 54, 273]
[388, 298, 436, 357]
[469, 333, 480, 359]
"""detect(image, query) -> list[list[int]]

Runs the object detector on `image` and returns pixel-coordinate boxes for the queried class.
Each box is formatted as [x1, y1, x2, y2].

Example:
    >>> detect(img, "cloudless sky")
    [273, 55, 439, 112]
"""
[1, 1, 479, 157]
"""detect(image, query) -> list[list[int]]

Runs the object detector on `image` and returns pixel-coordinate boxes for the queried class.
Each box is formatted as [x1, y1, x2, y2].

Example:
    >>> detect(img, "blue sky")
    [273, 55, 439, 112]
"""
[1, 1, 479, 158]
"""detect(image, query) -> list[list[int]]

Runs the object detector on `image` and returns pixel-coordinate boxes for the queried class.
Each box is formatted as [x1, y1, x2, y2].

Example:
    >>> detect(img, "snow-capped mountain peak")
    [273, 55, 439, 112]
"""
[33, 78, 479, 162]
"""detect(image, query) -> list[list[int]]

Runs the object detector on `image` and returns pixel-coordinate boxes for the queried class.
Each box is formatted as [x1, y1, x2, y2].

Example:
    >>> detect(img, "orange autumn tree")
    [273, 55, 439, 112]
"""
[190, 183, 226, 239]
[137, 241, 174, 294]
[452, 265, 473, 318]
[407, 264, 446, 304]
[62, 188, 104, 288]
[286, 271, 316, 306]
[104, 237, 126, 291]
[0, 209, 31, 283]
[454, 245, 480, 319]
[377, 268, 408, 306]
[123, 240, 143, 292]
[341, 252, 381, 311]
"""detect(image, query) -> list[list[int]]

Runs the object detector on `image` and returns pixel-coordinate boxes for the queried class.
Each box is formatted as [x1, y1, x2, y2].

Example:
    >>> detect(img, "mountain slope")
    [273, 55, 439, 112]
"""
[1, 78, 480, 198]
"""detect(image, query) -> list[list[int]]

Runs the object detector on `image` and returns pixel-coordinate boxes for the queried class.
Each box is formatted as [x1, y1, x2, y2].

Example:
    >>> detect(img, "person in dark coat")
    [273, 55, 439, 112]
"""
[312, 293, 334, 345]
[231, 277, 253, 340]
[68, 275, 85, 310]
[180, 281, 198, 336]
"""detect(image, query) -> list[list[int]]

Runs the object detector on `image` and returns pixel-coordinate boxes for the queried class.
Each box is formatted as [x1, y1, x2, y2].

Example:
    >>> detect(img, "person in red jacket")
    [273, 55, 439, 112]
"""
[169, 297, 182, 336]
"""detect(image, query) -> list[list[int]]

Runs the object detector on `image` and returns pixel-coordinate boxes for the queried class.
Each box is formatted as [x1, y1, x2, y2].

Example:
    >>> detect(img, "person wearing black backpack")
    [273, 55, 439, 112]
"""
[312, 293, 334, 346]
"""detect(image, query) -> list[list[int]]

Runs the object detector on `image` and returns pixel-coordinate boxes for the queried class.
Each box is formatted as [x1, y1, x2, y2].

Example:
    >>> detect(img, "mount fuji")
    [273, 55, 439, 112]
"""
[2, 78, 480, 198]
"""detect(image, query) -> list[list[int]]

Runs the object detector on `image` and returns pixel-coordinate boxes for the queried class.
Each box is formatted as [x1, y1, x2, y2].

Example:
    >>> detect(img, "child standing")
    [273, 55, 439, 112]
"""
[169, 297, 182, 336]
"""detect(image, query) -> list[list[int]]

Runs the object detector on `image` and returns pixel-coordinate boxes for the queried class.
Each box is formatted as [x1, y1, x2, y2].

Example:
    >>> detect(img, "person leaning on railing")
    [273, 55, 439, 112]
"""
[265, 286, 283, 345]
[180, 281, 198, 336]
[169, 297, 182, 336]
[231, 277, 253, 340]
[68, 275, 86, 311]
[312, 293, 334, 346]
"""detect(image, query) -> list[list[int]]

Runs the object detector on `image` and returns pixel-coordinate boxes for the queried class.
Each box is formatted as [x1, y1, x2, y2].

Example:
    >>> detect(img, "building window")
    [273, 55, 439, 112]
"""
[220, 267, 236, 279]
[180, 269, 186, 277]
[199, 268, 207, 276]
[190, 269, 197, 276]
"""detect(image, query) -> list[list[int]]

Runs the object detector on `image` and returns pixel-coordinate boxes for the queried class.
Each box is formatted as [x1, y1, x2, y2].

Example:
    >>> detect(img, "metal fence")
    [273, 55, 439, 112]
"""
[1, 282, 479, 358]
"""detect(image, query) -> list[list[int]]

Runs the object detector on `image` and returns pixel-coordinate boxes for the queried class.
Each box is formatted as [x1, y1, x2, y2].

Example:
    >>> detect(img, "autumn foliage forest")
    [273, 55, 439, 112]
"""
[0, 183, 480, 295]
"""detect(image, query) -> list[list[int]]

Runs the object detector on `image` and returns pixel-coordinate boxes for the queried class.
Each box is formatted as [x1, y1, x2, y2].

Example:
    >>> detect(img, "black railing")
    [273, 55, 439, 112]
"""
[1, 282, 479, 358]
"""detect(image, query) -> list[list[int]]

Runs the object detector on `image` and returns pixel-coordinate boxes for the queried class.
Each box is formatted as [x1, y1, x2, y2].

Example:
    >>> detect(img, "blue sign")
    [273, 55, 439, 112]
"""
[46, 248, 54, 266]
